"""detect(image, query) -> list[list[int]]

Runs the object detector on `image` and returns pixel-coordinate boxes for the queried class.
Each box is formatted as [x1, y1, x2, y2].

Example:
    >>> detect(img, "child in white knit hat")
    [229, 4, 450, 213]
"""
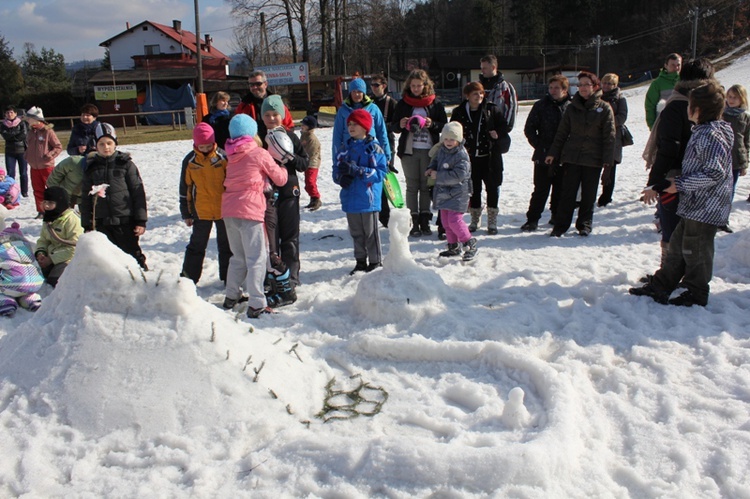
[425, 121, 477, 261]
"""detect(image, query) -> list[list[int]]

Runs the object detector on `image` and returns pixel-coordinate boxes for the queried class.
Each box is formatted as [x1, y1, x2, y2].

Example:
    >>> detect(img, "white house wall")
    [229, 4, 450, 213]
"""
[108, 24, 188, 70]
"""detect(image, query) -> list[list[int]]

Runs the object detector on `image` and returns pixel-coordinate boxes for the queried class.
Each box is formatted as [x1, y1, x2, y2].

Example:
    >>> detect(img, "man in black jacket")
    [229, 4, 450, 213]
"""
[521, 75, 571, 231]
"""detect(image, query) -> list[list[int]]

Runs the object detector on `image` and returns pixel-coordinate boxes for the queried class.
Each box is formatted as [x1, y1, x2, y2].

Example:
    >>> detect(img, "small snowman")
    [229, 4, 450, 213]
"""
[501, 387, 531, 429]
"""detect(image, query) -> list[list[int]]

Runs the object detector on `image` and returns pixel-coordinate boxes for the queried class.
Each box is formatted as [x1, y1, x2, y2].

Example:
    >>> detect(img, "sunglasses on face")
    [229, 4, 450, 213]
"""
[249, 81, 265, 87]
[371, 83, 382, 88]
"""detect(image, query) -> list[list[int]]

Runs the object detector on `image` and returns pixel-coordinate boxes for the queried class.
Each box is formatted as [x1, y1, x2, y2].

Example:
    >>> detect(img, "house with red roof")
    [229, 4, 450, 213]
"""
[87, 20, 245, 123]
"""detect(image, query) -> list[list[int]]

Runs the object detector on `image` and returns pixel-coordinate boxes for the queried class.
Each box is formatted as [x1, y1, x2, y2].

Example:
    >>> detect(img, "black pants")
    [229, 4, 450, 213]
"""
[597, 163, 618, 206]
[469, 155, 500, 209]
[652, 218, 717, 305]
[379, 190, 391, 227]
[526, 161, 563, 224]
[553, 164, 602, 234]
[42, 262, 68, 287]
[266, 191, 301, 285]
[98, 223, 148, 270]
[182, 219, 231, 283]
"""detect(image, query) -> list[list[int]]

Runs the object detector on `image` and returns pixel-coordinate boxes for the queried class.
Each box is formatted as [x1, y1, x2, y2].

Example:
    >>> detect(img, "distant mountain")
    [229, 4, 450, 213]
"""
[66, 59, 104, 72]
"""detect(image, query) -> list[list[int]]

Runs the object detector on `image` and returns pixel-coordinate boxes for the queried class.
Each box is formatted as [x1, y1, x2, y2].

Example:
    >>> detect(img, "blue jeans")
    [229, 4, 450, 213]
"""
[4, 153, 28, 195]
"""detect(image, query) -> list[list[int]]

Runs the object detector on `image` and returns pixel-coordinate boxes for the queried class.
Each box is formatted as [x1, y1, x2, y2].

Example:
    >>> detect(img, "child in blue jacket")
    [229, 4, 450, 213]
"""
[333, 109, 388, 275]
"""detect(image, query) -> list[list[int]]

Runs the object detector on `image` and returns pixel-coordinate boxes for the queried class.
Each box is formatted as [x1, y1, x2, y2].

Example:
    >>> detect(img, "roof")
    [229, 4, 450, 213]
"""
[99, 20, 229, 61]
[431, 55, 539, 71]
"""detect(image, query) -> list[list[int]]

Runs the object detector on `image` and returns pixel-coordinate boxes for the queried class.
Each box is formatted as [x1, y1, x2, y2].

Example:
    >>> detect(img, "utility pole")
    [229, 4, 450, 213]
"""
[194, 0, 203, 94]
[588, 35, 618, 77]
[689, 6, 717, 59]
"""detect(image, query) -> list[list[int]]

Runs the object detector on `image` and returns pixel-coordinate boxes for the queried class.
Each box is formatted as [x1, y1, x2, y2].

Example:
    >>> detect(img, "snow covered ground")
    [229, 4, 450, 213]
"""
[1, 55, 750, 498]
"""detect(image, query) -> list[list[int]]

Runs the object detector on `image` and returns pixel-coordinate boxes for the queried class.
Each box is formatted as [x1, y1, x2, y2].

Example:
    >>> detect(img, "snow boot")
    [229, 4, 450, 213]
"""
[307, 197, 322, 211]
[462, 237, 478, 261]
[487, 207, 499, 235]
[266, 268, 297, 308]
[247, 306, 274, 318]
[366, 261, 382, 272]
[468, 208, 482, 232]
[409, 214, 422, 237]
[439, 243, 462, 257]
[419, 212, 433, 236]
[349, 259, 368, 275]
[628, 283, 669, 304]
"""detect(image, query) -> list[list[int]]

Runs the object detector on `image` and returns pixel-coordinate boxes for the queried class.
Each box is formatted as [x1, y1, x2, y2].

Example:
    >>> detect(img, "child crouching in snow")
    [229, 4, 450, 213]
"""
[222, 114, 288, 318]
[35, 187, 83, 287]
[0, 222, 44, 317]
[630, 81, 733, 307]
[425, 121, 477, 261]
[0, 167, 21, 209]
[333, 109, 388, 275]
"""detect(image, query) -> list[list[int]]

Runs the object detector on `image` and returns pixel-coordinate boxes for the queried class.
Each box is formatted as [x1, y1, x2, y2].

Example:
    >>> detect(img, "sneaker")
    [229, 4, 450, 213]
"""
[365, 262, 382, 272]
[307, 198, 322, 211]
[668, 290, 706, 307]
[439, 243, 462, 257]
[247, 306, 274, 318]
[462, 238, 478, 261]
[349, 259, 368, 275]
[521, 221, 538, 232]
[628, 283, 669, 304]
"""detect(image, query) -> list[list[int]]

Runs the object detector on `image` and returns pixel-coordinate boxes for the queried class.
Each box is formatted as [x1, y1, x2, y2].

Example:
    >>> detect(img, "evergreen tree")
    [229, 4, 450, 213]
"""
[0, 33, 24, 106]
[20, 43, 71, 95]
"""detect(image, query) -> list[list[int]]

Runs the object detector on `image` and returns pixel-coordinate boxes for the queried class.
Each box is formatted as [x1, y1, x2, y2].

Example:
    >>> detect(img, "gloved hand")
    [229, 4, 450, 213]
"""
[339, 174, 354, 188]
[347, 161, 366, 177]
[601, 164, 613, 186]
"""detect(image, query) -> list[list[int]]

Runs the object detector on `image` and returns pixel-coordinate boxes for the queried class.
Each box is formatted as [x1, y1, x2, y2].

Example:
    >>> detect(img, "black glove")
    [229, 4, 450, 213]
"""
[339, 174, 354, 188]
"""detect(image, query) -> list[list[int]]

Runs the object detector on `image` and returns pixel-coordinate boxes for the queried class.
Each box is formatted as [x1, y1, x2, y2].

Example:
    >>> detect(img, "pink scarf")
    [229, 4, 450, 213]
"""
[2, 117, 21, 128]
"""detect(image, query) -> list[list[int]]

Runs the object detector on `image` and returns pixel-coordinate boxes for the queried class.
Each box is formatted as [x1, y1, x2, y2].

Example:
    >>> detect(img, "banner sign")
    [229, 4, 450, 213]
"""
[255, 63, 309, 86]
[95, 84, 137, 101]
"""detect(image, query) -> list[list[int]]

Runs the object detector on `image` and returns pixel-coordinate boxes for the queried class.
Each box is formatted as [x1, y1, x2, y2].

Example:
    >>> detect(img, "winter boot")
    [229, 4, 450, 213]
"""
[349, 259, 368, 275]
[419, 212, 433, 236]
[486, 207, 499, 235]
[468, 208, 482, 232]
[462, 237, 478, 261]
[307, 197, 322, 211]
[266, 268, 297, 308]
[628, 283, 669, 304]
[409, 214, 422, 237]
[439, 243, 462, 257]
[366, 261, 383, 272]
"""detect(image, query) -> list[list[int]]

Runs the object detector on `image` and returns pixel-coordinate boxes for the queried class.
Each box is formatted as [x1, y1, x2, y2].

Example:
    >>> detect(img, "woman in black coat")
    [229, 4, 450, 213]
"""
[597, 73, 629, 207]
[450, 81, 509, 234]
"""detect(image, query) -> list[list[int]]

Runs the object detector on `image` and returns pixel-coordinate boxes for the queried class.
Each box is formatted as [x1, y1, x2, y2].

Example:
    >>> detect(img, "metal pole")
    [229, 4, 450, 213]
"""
[194, 0, 204, 93]
[595, 35, 601, 77]
[691, 7, 699, 59]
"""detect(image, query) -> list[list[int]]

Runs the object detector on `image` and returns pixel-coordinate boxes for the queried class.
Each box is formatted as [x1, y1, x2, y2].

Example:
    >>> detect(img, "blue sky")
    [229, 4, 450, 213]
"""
[1, 0, 240, 63]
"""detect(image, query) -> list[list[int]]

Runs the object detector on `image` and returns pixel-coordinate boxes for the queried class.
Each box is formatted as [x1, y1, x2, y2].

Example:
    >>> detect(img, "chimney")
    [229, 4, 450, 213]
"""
[204, 34, 212, 51]
[173, 20, 181, 33]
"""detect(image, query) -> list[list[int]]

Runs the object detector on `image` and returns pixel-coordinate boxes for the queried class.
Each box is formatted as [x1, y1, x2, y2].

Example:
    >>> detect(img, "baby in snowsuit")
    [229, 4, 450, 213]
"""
[0, 222, 44, 317]
[0, 167, 21, 209]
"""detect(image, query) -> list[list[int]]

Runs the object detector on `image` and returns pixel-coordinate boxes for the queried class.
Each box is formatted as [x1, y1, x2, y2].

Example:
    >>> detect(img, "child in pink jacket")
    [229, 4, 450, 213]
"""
[221, 114, 288, 319]
[24, 107, 62, 217]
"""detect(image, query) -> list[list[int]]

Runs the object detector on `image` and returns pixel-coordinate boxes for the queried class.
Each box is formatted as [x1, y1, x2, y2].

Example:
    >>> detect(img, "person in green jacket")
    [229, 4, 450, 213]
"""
[645, 53, 682, 130]
[35, 186, 83, 287]
[46, 155, 85, 208]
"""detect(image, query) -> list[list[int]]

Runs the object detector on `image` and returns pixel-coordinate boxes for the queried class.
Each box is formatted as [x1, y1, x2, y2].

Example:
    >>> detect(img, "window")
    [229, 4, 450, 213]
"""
[144, 45, 160, 56]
